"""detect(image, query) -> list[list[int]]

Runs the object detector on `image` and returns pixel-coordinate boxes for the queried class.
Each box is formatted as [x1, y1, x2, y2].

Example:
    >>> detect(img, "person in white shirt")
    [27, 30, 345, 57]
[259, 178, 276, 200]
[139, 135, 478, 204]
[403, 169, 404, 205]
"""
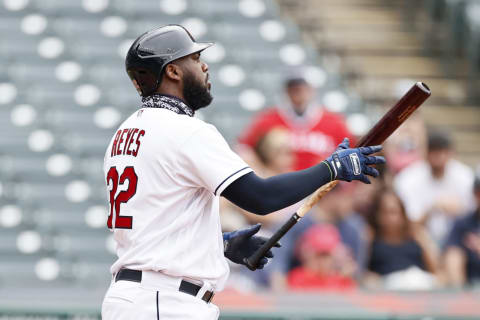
[101, 25, 385, 320]
[394, 130, 474, 246]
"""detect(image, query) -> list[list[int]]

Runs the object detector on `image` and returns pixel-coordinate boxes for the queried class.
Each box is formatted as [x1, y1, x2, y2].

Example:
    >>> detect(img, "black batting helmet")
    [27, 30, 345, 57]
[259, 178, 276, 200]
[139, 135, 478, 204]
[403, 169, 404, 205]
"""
[125, 24, 213, 97]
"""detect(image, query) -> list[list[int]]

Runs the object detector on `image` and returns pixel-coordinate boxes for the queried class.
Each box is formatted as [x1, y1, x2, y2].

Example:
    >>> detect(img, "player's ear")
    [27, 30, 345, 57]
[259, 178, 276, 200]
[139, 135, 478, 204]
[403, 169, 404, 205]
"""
[164, 63, 182, 81]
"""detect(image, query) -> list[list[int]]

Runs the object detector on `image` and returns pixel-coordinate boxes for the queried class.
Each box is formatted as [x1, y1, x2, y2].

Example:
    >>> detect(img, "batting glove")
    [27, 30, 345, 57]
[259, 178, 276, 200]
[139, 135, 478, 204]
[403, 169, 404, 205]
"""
[324, 138, 385, 184]
[223, 224, 280, 270]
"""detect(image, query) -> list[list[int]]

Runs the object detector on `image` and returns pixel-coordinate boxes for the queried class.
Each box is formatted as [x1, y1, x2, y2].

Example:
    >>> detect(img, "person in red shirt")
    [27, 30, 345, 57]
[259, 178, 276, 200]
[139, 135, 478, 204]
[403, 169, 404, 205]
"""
[238, 76, 353, 171]
[287, 224, 356, 291]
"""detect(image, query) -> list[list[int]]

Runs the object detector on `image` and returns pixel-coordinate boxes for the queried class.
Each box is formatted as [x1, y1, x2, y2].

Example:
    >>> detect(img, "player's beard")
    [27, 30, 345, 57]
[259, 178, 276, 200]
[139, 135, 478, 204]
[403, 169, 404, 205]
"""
[182, 71, 213, 111]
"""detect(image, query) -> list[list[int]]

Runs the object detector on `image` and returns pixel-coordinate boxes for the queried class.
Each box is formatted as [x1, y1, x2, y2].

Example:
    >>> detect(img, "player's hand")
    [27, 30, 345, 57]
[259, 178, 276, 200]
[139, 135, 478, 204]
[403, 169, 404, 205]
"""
[335, 137, 350, 151]
[223, 224, 280, 270]
[324, 138, 385, 184]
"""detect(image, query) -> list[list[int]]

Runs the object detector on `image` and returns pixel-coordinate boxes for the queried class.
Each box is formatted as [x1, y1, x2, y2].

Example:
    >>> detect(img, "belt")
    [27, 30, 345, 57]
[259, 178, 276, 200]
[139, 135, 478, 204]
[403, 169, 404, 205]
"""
[115, 268, 214, 303]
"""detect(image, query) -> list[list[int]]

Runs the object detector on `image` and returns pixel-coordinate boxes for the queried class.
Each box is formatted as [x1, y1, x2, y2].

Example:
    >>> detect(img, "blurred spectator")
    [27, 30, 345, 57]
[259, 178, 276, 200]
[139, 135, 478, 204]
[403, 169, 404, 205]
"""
[287, 224, 356, 291]
[254, 128, 294, 176]
[444, 174, 480, 287]
[267, 183, 365, 291]
[351, 176, 384, 217]
[394, 130, 475, 245]
[220, 128, 294, 233]
[383, 113, 427, 174]
[241, 128, 296, 230]
[310, 183, 367, 272]
[237, 74, 353, 171]
[364, 189, 439, 290]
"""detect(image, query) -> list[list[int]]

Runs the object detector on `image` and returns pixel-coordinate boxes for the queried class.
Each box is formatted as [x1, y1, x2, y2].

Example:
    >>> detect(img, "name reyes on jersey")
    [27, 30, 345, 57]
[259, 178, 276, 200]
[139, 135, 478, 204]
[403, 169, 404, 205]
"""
[110, 128, 145, 157]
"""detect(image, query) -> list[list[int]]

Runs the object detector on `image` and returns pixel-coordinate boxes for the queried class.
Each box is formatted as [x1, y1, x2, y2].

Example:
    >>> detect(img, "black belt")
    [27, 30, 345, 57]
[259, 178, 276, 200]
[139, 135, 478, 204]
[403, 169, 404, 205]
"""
[115, 268, 214, 303]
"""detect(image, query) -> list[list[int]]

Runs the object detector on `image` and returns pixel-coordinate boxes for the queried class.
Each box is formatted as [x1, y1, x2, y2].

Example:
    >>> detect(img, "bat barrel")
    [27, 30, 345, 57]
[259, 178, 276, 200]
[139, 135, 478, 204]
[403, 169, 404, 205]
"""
[356, 82, 431, 147]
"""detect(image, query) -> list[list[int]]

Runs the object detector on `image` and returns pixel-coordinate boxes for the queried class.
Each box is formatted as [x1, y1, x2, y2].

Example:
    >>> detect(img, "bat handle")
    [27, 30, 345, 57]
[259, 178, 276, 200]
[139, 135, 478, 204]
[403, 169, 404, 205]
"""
[244, 213, 302, 271]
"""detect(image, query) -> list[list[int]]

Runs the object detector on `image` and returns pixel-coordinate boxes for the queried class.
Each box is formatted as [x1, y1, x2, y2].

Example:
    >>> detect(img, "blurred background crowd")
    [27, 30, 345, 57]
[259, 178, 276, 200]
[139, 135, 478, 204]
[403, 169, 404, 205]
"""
[223, 74, 480, 293]
[0, 0, 479, 317]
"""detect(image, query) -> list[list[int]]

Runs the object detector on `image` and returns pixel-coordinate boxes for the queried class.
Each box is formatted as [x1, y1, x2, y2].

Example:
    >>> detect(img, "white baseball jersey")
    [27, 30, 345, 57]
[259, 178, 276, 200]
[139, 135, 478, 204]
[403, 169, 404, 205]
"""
[103, 107, 252, 290]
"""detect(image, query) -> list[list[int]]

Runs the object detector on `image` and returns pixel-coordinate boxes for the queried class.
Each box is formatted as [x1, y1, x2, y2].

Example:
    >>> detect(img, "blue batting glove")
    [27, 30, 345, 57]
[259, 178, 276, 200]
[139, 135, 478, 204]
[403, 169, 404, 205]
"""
[324, 138, 386, 184]
[223, 224, 281, 270]
[335, 137, 350, 151]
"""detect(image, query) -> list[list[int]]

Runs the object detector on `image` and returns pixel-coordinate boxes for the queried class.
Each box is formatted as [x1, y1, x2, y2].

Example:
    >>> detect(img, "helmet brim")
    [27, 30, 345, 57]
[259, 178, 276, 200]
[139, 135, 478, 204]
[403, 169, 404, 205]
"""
[193, 42, 214, 54]
[138, 42, 214, 60]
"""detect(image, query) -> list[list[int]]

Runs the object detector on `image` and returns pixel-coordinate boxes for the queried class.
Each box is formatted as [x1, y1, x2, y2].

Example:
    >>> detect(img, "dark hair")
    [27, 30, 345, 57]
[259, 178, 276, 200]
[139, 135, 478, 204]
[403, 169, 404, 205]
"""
[285, 77, 308, 88]
[427, 130, 452, 151]
[367, 188, 411, 240]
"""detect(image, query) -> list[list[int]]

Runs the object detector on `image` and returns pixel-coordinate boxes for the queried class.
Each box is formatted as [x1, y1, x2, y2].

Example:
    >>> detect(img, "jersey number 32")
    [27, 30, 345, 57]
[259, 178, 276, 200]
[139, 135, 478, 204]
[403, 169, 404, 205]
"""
[106, 166, 137, 229]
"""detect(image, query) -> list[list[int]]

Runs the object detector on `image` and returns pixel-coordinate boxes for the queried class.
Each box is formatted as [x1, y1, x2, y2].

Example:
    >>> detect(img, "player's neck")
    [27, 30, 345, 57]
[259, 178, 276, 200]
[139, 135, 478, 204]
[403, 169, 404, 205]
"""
[155, 85, 186, 105]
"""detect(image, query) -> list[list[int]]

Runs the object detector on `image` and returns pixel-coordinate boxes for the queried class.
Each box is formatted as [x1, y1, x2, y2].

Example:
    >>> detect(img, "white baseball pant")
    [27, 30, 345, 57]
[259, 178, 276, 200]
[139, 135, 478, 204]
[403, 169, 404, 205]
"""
[102, 271, 220, 320]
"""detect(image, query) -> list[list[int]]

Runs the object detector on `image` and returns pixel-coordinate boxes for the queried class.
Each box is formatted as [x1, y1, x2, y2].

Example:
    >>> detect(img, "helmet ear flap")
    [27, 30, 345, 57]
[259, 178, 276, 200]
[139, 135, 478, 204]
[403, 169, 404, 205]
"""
[128, 69, 160, 97]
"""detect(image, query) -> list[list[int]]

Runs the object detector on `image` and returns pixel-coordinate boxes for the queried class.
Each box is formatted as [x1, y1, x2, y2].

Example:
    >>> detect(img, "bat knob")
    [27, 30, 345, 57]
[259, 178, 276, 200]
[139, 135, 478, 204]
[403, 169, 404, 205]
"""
[243, 257, 258, 271]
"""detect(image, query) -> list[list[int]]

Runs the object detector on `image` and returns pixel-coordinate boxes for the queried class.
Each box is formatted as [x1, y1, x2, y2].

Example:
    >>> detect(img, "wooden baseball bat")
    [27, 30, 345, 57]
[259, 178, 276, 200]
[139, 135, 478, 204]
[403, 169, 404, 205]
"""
[244, 82, 431, 271]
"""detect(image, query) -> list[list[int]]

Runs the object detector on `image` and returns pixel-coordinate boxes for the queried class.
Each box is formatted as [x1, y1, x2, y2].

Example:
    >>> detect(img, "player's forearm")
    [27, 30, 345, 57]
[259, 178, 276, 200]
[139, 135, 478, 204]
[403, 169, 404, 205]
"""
[221, 162, 333, 215]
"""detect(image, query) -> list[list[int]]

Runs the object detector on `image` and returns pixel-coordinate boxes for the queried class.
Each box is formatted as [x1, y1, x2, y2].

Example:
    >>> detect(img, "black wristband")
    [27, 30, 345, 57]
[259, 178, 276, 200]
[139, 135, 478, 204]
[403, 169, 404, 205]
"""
[321, 160, 335, 182]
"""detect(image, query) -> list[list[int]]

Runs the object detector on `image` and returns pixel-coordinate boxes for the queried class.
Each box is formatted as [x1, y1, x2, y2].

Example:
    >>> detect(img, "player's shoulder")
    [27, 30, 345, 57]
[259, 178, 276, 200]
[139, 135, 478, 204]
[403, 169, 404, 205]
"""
[118, 108, 216, 146]
[142, 109, 224, 145]
[183, 117, 224, 142]
[129, 108, 204, 128]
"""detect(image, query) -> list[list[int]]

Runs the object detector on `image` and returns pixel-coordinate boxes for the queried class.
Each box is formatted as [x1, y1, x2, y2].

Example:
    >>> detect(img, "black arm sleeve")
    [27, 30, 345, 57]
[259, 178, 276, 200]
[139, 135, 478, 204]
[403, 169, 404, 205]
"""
[221, 161, 333, 215]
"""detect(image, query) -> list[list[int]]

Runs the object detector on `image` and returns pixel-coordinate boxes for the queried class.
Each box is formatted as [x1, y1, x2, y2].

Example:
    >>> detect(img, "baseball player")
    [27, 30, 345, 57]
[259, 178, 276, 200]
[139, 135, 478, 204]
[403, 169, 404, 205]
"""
[101, 25, 385, 320]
